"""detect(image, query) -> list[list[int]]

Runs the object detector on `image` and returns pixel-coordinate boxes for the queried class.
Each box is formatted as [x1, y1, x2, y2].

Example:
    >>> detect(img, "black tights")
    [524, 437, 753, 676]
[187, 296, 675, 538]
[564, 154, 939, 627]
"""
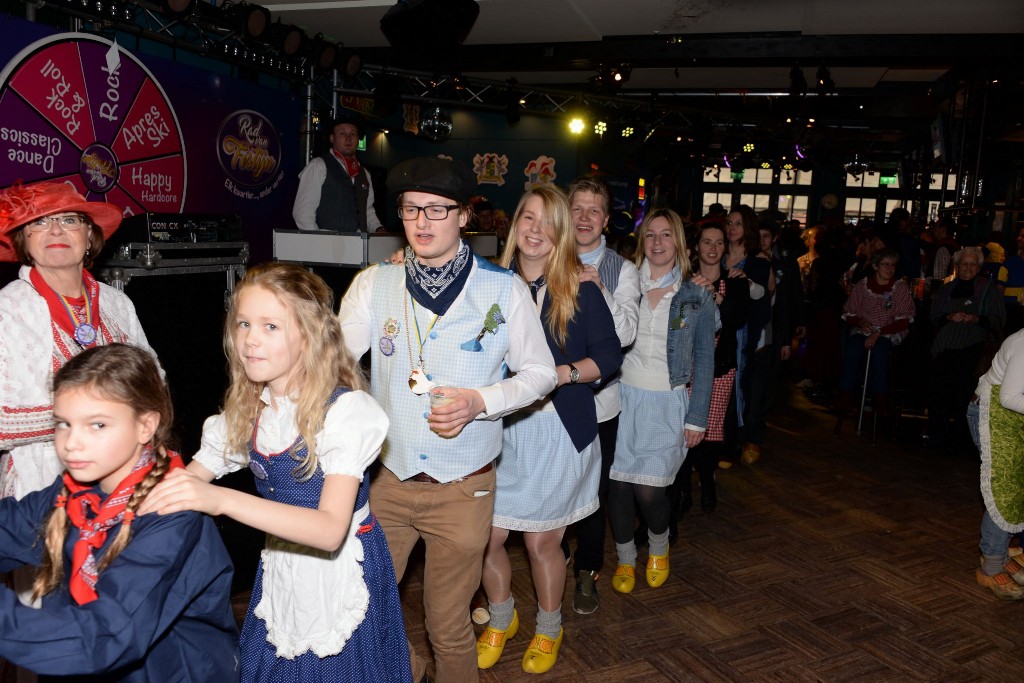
[608, 480, 670, 545]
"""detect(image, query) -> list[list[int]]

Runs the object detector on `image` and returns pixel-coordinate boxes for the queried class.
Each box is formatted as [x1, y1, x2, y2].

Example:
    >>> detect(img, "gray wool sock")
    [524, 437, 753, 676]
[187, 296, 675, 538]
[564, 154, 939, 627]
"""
[535, 605, 562, 640]
[982, 553, 1006, 576]
[615, 540, 637, 567]
[648, 529, 670, 557]
[487, 595, 515, 631]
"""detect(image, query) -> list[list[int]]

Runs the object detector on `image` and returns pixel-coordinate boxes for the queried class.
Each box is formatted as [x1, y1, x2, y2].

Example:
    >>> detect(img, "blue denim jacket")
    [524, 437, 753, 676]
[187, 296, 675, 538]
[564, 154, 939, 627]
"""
[666, 279, 716, 430]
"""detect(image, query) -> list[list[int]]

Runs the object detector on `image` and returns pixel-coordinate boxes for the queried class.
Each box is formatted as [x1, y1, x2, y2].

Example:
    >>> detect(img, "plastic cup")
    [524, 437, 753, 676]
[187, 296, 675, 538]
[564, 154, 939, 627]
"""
[430, 385, 458, 410]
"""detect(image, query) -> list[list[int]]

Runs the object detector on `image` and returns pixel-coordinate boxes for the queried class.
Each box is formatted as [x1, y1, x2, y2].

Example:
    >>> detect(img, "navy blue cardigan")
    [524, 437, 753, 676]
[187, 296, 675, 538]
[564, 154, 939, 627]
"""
[0, 477, 239, 682]
[540, 281, 623, 452]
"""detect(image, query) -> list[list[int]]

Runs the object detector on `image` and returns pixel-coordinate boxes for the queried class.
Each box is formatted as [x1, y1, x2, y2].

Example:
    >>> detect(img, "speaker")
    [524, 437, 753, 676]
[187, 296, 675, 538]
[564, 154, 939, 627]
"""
[380, 0, 480, 51]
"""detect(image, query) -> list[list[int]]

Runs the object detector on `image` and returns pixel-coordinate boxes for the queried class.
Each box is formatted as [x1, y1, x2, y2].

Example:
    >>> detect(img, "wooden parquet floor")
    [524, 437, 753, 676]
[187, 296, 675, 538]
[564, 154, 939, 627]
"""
[393, 385, 1024, 682]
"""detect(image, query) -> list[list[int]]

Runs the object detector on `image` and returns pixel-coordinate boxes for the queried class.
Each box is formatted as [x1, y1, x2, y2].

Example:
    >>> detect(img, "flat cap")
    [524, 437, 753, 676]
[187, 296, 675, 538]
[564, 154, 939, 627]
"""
[387, 157, 476, 204]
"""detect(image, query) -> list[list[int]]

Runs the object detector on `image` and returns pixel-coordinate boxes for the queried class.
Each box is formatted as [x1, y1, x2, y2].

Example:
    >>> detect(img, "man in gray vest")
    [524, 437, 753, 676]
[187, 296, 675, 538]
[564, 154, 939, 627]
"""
[566, 175, 640, 614]
[292, 114, 383, 232]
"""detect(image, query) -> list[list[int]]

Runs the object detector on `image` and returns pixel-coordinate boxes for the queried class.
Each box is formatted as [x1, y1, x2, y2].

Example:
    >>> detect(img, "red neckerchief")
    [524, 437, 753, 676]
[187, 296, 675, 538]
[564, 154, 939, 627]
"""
[29, 268, 102, 348]
[331, 148, 362, 179]
[54, 447, 184, 604]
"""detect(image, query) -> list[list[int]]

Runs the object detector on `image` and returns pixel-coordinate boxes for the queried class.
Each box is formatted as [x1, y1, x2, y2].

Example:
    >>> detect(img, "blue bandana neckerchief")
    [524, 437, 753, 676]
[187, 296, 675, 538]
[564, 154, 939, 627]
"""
[639, 260, 681, 294]
[578, 236, 606, 266]
[405, 240, 472, 315]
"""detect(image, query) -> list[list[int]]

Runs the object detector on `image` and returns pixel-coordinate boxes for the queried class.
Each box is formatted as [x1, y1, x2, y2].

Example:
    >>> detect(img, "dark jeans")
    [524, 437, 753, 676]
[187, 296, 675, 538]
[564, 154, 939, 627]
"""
[742, 345, 773, 445]
[571, 415, 617, 574]
[839, 335, 893, 393]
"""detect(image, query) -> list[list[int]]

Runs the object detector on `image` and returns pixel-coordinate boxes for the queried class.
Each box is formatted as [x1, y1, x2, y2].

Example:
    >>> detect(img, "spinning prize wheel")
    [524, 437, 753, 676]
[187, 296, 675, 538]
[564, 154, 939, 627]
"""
[0, 33, 186, 213]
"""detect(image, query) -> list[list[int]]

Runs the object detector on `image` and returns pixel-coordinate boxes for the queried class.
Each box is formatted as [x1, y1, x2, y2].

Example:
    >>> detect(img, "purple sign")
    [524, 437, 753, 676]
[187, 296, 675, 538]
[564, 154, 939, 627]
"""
[79, 141, 118, 192]
[216, 109, 281, 189]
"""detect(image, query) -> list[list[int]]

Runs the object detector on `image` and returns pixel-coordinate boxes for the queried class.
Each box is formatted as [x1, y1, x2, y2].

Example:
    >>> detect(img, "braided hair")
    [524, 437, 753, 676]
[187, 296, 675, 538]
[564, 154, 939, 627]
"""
[33, 344, 173, 600]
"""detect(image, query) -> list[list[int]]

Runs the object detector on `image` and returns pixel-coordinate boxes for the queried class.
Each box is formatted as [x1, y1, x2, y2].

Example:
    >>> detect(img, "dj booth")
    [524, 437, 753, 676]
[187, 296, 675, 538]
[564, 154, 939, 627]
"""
[96, 213, 249, 304]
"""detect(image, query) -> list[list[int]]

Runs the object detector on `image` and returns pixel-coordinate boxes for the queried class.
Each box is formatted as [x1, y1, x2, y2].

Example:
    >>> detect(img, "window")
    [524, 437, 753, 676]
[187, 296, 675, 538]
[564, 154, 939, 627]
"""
[779, 195, 809, 226]
[702, 192, 733, 217]
[779, 170, 813, 186]
[845, 197, 877, 223]
[846, 173, 881, 188]
[929, 173, 957, 192]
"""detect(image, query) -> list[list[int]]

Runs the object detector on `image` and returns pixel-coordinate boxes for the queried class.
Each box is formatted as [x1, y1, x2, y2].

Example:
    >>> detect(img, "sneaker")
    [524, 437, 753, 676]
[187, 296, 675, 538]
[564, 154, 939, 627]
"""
[572, 571, 599, 614]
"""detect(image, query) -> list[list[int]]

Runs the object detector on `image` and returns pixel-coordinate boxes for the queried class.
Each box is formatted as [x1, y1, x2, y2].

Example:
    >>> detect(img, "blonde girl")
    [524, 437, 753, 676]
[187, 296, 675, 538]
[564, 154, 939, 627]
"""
[0, 344, 237, 681]
[607, 209, 715, 593]
[476, 185, 622, 674]
[140, 262, 412, 683]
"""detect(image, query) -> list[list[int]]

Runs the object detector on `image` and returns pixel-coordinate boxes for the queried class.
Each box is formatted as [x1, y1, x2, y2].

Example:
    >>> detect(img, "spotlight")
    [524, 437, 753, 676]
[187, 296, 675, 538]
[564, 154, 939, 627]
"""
[450, 73, 468, 90]
[569, 117, 585, 135]
[309, 36, 338, 74]
[595, 121, 607, 136]
[224, 3, 271, 40]
[159, 0, 195, 19]
[743, 142, 755, 153]
[268, 21, 307, 58]
[338, 48, 362, 81]
[761, 161, 771, 169]
[610, 64, 631, 83]
[621, 126, 634, 138]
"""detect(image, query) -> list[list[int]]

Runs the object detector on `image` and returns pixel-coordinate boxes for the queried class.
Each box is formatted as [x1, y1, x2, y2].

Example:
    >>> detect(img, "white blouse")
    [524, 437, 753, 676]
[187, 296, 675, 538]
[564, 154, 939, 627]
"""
[194, 388, 389, 659]
[620, 282, 680, 391]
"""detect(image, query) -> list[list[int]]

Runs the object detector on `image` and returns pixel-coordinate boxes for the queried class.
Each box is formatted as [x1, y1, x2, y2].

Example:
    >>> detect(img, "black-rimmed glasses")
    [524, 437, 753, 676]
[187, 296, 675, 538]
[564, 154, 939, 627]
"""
[398, 205, 461, 221]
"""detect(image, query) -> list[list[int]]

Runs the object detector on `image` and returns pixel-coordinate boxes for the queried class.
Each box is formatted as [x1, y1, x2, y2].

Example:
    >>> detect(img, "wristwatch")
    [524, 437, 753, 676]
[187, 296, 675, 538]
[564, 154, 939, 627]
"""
[568, 363, 580, 384]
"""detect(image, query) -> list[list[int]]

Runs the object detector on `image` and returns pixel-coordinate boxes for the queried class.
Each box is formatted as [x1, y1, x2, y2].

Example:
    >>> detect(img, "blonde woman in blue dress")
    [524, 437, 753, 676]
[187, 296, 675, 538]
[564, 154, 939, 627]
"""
[476, 184, 621, 674]
[608, 208, 715, 592]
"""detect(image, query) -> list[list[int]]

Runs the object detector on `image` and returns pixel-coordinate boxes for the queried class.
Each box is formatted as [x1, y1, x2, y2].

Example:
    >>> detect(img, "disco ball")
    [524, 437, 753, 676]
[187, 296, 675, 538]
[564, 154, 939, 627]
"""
[420, 106, 453, 142]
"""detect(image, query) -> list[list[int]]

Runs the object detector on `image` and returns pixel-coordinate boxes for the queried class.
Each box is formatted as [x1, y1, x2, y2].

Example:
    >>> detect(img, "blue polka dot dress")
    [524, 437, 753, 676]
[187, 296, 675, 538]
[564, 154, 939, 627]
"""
[238, 389, 412, 683]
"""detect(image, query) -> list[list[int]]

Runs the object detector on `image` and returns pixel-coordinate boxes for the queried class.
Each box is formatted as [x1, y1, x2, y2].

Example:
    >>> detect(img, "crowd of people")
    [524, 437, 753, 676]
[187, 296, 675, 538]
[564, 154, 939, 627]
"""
[1, 165, 1022, 682]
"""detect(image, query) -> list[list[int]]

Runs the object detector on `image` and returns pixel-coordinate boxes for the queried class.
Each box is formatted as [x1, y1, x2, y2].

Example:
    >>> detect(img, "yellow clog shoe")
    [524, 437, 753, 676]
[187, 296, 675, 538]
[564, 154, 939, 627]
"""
[477, 608, 519, 669]
[646, 553, 670, 588]
[610, 564, 636, 594]
[522, 628, 563, 674]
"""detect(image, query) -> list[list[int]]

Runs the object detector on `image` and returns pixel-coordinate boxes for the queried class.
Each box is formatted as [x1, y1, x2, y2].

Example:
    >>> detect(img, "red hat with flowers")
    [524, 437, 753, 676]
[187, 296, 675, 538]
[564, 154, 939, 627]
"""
[0, 182, 123, 262]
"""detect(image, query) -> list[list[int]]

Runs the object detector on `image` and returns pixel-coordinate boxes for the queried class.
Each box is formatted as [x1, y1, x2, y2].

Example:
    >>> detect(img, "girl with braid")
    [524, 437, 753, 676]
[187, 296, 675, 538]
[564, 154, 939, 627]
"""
[0, 344, 238, 682]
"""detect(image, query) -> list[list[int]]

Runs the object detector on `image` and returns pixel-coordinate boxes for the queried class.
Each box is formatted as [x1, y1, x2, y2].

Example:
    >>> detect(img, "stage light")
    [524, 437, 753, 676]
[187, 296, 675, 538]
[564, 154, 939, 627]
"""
[569, 117, 585, 135]
[159, 0, 195, 19]
[338, 48, 362, 80]
[610, 64, 631, 83]
[743, 142, 755, 153]
[309, 36, 338, 74]
[225, 3, 271, 40]
[595, 121, 607, 136]
[761, 161, 771, 169]
[268, 21, 307, 58]
[622, 126, 634, 138]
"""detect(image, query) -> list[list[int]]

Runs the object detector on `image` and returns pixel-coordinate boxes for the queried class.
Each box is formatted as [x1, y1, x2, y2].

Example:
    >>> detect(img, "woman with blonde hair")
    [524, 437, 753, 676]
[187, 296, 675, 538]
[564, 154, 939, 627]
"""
[608, 208, 715, 593]
[476, 184, 621, 675]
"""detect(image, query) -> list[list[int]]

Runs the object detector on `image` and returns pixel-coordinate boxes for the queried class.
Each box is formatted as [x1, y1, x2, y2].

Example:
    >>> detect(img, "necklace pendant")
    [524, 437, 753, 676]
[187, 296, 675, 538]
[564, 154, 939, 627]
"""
[408, 367, 432, 394]
[74, 322, 97, 346]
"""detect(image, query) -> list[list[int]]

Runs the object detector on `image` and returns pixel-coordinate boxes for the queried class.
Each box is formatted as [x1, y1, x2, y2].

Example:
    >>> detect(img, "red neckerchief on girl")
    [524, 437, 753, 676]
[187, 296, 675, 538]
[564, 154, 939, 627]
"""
[29, 268, 102, 348]
[331, 148, 362, 179]
[54, 446, 184, 604]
